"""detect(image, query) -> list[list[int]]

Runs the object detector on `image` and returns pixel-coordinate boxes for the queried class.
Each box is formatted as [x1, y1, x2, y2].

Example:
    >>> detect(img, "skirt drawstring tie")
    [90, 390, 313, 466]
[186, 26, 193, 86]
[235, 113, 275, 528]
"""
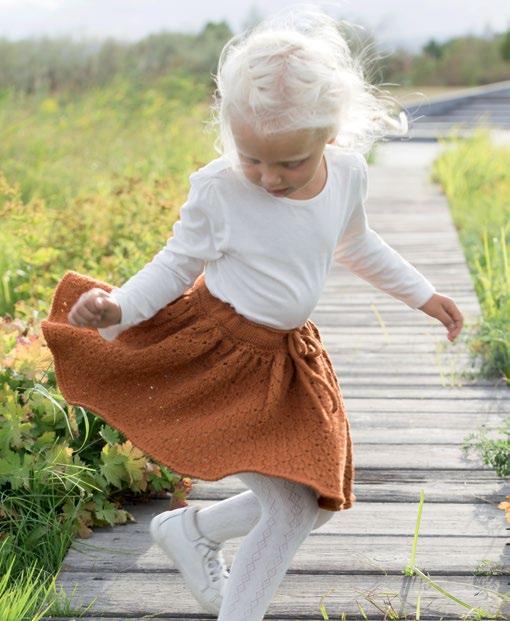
[287, 323, 340, 431]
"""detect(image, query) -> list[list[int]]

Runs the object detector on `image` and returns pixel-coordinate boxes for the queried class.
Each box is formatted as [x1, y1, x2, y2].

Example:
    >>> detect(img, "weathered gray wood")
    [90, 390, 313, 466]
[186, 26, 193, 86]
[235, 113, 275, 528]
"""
[314, 312, 481, 325]
[330, 374, 491, 387]
[43, 141, 510, 620]
[185, 478, 510, 506]
[318, 329, 481, 342]
[337, 386, 509, 400]
[65, 532, 509, 575]
[312, 326, 474, 335]
[342, 411, 507, 442]
[43, 573, 510, 619]
[315, 301, 481, 314]
[343, 398, 508, 413]
[348, 427, 501, 444]
[187, 473, 508, 505]
[405, 80, 510, 136]
[71, 497, 510, 539]
[41, 618, 510, 621]
[333, 370, 487, 383]
[43, 497, 509, 617]
[346, 411, 505, 429]
[326, 278, 473, 288]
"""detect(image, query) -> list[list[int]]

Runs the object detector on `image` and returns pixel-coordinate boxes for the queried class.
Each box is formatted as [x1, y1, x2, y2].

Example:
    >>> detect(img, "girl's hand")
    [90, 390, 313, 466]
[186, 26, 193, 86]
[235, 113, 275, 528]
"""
[68, 287, 122, 330]
[417, 292, 464, 342]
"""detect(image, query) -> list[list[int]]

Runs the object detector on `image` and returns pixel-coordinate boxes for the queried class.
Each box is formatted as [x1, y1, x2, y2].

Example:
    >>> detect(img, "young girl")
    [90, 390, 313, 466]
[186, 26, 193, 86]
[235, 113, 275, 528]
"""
[41, 5, 464, 620]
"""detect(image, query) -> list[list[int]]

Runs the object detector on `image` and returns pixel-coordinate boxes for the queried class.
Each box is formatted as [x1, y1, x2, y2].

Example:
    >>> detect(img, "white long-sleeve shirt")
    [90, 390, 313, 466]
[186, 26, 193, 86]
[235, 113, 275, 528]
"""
[98, 145, 436, 341]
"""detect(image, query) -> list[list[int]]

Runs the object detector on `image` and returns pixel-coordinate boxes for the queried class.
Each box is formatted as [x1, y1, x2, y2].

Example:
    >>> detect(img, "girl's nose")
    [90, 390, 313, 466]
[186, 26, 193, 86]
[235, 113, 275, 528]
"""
[260, 168, 283, 188]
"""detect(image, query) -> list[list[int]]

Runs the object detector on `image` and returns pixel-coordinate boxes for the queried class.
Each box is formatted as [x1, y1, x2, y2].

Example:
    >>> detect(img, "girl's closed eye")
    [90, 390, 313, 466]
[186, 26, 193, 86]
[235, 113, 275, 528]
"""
[284, 159, 307, 169]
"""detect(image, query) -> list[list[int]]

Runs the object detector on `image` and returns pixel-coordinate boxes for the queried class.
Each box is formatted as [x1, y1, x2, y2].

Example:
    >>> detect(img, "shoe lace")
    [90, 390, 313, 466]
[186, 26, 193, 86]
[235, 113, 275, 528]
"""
[200, 541, 229, 583]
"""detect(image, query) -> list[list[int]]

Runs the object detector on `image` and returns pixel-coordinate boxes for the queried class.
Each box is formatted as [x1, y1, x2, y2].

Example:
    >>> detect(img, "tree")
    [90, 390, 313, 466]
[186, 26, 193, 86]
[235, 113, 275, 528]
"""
[423, 38, 443, 59]
[500, 28, 510, 62]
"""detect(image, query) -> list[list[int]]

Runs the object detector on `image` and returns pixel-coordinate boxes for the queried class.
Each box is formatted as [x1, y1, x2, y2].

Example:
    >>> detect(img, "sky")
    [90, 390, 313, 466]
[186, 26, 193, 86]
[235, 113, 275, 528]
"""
[0, 0, 509, 53]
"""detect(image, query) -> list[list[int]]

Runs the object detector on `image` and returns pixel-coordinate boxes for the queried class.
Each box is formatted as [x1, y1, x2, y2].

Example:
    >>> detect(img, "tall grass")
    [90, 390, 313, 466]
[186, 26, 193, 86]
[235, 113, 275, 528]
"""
[432, 127, 510, 384]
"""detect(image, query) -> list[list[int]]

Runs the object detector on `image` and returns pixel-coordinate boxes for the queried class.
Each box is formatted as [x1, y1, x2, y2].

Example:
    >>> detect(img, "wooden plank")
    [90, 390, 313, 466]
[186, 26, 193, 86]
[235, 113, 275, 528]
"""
[332, 365, 484, 379]
[337, 444, 497, 469]
[320, 296, 476, 306]
[350, 426, 499, 444]
[321, 314, 457, 324]
[330, 374, 491, 387]
[73, 497, 510, 538]
[313, 310, 481, 324]
[318, 294, 478, 302]
[314, 303, 478, 312]
[188, 474, 509, 507]
[42, 612, 508, 621]
[348, 410, 506, 431]
[324, 272, 474, 284]
[319, 323, 478, 336]
[322, 278, 476, 289]
[332, 354, 480, 364]
[64, 534, 509, 575]
[341, 398, 509, 413]
[334, 384, 510, 400]
[318, 296, 476, 307]
[42, 618, 507, 621]
[41, 573, 509, 619]
[315, 327, 476, 336]
[325, 273, 476, 285]
[318, 297, 477, 308]
[326, 343, 484, 354]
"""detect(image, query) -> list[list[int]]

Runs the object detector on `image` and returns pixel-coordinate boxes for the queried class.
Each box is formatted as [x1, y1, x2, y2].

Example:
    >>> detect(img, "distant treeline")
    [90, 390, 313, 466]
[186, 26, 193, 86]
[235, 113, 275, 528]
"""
[389, 30, 510, 87]
[0, 19, 509, 95]
[0, 21, 232, 95]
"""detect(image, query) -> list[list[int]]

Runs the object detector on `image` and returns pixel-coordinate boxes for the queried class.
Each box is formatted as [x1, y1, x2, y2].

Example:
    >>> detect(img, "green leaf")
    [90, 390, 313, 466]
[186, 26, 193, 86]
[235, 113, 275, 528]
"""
[0, 448, 31, 489]
[99, 444, 126, 489]
[99, 424, 121, 445]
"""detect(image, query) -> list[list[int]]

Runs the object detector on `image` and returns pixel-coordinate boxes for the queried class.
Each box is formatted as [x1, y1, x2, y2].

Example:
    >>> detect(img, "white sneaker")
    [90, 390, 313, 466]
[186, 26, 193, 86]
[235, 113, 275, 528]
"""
[150, 505, 229, 614]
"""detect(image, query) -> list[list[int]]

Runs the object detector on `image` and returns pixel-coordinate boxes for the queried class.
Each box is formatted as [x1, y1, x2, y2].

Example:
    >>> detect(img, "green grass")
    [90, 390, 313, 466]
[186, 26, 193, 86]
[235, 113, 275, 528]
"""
[0, 71, 215, 208]
[431, 127, 510, 384]
[0, 72, 218, 322]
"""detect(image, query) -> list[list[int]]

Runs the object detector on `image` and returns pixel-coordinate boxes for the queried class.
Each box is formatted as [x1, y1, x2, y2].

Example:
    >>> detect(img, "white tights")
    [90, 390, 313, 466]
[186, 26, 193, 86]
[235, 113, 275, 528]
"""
[195, 472, 335, 620]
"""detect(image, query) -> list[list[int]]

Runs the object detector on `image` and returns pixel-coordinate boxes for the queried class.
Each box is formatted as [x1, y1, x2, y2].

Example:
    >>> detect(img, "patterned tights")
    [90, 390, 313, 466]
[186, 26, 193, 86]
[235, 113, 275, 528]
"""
[195, 472, 335, 620]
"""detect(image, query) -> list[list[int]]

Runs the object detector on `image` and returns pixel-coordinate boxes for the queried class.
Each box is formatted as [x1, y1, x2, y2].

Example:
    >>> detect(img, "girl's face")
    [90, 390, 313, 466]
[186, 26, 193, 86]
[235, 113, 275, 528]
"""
[230, 119, 335, 199]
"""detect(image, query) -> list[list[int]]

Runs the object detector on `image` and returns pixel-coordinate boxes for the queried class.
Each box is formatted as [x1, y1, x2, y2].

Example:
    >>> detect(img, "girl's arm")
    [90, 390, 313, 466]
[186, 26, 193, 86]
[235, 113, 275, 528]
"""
[98, 174, 225, 342]
[333, 153, 436, 310]
[333, 153, 464, 341]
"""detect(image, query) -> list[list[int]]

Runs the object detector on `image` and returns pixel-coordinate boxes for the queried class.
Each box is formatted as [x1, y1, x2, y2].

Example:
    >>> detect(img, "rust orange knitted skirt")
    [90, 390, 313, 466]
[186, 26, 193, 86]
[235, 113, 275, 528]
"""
[40, 269, 356, 512]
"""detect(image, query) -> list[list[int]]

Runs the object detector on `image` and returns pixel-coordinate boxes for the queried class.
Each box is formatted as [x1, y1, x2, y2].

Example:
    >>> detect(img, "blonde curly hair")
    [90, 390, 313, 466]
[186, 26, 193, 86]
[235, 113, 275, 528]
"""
[206, 3, 408, 169]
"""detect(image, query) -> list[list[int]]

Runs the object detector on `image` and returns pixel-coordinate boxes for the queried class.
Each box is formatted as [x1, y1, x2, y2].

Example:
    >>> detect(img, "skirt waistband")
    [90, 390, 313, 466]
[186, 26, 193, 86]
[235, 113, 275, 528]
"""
[192, 272, 297, 351]
[190, 273, 341, 422]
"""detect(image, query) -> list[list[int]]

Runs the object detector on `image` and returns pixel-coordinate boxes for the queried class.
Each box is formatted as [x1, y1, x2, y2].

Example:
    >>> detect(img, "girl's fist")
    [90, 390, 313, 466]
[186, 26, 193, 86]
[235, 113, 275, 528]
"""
[68, 288, 122, 329]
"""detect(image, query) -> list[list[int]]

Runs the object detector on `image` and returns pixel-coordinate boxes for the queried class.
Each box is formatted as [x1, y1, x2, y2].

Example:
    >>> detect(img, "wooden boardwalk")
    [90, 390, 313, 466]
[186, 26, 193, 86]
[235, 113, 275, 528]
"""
[404, 79, 510, 140]
[43, 142, 510, 620]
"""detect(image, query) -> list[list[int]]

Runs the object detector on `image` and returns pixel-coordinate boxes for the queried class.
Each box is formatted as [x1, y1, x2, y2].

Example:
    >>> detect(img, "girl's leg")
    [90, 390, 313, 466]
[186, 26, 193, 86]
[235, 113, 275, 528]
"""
[216, 471, 321, 621]
[196, 490, 262, 541]
[195, 484, 334, 543]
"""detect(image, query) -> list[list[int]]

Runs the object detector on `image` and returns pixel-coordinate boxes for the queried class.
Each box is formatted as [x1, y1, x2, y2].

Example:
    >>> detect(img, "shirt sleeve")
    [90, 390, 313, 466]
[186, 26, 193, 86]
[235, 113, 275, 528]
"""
[97, 173, 226, 342]
[333, 152, 436, 309]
